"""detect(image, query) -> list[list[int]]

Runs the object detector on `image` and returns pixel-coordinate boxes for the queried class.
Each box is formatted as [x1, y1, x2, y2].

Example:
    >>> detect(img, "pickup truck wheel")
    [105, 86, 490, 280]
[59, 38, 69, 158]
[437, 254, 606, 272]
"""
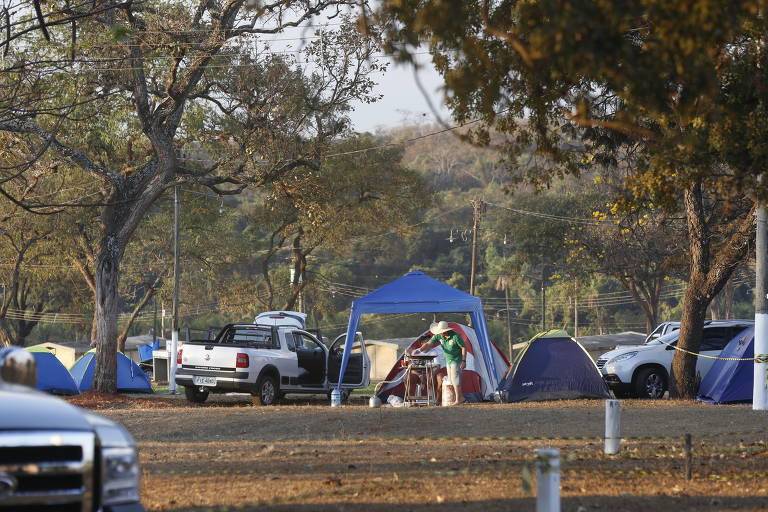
[252, 375, 279, 406]
[184, 386, 209, 404]
[633, 367, 667, 399]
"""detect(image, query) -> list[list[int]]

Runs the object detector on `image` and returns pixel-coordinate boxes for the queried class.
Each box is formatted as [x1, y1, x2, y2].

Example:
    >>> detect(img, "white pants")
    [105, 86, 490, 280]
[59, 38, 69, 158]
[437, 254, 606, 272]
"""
[446, 363, 462, 389]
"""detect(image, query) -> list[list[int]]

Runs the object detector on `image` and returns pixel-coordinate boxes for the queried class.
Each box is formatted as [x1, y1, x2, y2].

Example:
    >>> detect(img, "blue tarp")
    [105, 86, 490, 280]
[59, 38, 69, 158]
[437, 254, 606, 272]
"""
[495, 330, 610, 402]
[70, 350, 153, 393]
[27, 347, 79, 396]
[137, 340, 160, 362]
[336, 270, 501, 398]
[697, 326, 754, 404]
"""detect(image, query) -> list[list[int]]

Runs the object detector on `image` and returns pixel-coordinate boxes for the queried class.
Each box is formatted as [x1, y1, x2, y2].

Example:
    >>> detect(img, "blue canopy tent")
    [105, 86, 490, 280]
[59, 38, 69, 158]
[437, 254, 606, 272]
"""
[335, 271, 502, 400]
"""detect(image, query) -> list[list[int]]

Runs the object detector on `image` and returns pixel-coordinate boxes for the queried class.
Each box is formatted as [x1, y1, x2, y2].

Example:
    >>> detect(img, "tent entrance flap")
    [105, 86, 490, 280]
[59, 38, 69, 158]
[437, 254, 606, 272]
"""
[334, 271, 502, 399]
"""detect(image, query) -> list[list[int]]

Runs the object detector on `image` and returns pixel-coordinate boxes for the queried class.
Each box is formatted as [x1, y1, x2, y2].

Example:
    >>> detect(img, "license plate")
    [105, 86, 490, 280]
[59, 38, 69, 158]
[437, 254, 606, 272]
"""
[193, 376, 217, 387]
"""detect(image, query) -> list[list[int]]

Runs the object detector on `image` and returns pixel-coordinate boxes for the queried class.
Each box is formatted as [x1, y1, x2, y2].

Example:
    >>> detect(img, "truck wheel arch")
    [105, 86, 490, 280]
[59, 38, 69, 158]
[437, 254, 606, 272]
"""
[632, 363, 669, 383]
[256, 365, 280, 386]
[632, 364, 669, 399]
[253, 365, 281, 406]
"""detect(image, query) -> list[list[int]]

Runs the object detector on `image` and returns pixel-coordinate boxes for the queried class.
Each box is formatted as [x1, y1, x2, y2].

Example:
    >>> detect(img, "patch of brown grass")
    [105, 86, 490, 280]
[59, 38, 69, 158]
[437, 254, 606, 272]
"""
[65, 390, 177, 409]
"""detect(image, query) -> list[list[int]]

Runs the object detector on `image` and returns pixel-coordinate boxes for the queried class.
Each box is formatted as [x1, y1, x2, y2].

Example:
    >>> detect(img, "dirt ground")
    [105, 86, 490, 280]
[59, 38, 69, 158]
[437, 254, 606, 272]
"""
[70, 392, 768, 512]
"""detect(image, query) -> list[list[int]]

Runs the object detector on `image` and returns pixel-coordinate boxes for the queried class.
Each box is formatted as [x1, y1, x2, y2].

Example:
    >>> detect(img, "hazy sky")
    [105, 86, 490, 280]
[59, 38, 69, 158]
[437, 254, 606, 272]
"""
[262, 23, 453, 134]
[348, 55, 454, 133]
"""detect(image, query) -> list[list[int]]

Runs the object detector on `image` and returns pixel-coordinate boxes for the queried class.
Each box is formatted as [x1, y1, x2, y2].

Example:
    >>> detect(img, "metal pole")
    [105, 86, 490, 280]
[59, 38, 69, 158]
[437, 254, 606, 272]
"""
[535, 448, 560, 512]
[755, 202, 768, 410]
[604, 399, 621, 454]
[169, 186, 180, 394]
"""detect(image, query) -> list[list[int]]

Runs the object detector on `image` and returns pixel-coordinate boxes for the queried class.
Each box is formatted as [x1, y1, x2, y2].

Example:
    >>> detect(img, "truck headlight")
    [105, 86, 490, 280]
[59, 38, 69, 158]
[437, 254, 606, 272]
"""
[608, 351, 638, 364]
[102, 446, 140, 506]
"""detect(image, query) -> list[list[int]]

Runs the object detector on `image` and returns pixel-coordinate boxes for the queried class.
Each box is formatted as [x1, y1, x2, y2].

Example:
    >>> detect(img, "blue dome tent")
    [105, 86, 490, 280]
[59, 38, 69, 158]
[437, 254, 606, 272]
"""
[70, 349, 153, 393]
[27, 345, 80, 395]
[495, 330, 610, 402]
[334, 270, 505, 400]
[697, 326, 754, 404]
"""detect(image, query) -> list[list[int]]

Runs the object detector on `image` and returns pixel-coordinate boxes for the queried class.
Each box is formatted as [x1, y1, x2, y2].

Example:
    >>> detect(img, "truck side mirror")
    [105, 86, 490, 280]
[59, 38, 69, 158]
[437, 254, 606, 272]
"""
[0, 347, 37, 387]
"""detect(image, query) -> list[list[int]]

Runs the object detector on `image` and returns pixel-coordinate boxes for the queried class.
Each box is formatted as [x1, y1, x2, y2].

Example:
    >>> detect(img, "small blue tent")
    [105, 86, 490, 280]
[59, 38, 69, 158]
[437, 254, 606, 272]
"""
[70, 349, 153, 393]
[697, 326, 754, 404]
[27, 346, 79, 395]
[335, 271, 503, 399]
[495, 330, 610, 402]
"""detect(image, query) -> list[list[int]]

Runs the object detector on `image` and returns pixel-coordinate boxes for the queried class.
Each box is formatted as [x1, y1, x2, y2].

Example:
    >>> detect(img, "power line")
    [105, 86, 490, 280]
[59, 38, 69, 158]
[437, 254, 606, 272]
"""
[485, 202, 606, 226]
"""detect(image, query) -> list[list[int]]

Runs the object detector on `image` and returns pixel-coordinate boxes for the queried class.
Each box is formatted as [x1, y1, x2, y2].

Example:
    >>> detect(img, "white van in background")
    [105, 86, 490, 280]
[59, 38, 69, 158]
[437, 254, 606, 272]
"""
[644, 321, 680, 343]
[254, 311, 307, 329]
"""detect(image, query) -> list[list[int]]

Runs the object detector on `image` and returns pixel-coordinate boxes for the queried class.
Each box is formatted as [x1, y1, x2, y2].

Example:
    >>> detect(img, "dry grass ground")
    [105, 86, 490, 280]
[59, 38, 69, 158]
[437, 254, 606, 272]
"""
[69, 392, 768, 512]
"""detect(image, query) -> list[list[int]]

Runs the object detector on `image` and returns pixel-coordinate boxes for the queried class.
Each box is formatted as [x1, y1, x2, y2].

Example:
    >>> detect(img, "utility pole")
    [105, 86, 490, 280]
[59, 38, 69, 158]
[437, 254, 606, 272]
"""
[574, 296, 579, 338]
[291, 233, 304, 312]
[469, 198, 484, 296]
[169, 186, 181, 394]
[540, 264, 546, 332]
[504, 282, 513, 357]
[152, 295, 157, 343]
[754, 202, 768, 410]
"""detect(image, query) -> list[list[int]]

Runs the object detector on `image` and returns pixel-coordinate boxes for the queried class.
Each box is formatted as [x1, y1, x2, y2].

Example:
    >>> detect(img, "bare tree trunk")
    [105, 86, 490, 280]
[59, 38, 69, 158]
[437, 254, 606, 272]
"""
[671, 184, 755, 398]
[671, 280, 708, 398]
[0, 321, 12, 347]
[74, 254, 98, 346]
[116, 275, 162, 352]
[710, 295, 721, 320]
[723, 280, 736, 319]
[90, 319, 98, 348]
[92, 240, 123, 393]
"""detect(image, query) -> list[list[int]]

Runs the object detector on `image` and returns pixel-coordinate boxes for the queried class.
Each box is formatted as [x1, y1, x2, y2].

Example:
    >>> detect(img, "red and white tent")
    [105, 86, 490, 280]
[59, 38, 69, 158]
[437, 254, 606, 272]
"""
[376, 322, 509, 402]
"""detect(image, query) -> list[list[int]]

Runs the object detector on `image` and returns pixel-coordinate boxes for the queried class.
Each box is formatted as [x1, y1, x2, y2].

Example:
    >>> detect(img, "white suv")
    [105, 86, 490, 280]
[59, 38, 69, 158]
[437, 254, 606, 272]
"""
[596, 320, 753, 399]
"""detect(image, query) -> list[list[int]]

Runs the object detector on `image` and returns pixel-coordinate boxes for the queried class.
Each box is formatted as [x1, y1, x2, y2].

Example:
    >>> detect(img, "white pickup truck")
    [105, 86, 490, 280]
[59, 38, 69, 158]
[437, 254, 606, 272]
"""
[175, 323, 370, 405]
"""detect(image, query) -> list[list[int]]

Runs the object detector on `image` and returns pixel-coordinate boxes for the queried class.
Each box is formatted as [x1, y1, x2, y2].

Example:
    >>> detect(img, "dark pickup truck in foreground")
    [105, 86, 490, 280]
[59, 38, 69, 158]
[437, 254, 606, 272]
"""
[0, 346, 145, 512]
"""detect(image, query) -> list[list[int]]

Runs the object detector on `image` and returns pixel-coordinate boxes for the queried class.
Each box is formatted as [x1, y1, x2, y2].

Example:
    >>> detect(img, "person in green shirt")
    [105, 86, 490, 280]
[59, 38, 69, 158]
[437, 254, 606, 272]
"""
[415, 320, 466, 405]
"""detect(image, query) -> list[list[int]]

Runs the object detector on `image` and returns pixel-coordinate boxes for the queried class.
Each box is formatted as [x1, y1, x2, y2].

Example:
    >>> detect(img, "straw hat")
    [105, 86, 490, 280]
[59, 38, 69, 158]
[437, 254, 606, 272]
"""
[431, 321, 452, 334]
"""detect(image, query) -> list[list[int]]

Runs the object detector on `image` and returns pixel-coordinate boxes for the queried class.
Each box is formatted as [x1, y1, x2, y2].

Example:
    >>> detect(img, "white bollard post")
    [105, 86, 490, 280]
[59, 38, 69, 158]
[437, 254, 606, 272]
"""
[535, 448, 560, 512]
[754, 311, 768, 410]
[605, 399, 621, 454]
[168, 330, 179, 394]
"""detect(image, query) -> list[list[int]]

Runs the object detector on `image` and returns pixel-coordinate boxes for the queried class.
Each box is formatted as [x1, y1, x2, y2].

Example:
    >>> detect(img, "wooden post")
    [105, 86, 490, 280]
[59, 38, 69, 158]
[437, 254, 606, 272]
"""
[469, 199, 483, 296]
[684, 433, 692, 480]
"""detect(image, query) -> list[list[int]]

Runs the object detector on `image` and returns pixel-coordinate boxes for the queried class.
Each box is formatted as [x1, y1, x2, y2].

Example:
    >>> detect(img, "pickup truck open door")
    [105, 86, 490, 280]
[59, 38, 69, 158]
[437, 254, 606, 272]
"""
[327, 332, 370, 388]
